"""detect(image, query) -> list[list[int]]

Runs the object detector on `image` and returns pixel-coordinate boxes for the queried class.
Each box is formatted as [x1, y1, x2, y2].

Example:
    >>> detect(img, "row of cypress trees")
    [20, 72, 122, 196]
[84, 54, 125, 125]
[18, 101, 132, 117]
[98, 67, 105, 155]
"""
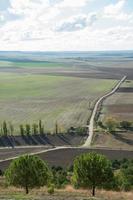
[0, 120, 59, 136]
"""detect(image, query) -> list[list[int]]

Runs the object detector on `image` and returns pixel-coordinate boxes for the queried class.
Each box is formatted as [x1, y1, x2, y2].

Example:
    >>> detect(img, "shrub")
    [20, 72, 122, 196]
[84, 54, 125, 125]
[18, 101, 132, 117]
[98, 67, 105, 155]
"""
[47, 184, 55, 194]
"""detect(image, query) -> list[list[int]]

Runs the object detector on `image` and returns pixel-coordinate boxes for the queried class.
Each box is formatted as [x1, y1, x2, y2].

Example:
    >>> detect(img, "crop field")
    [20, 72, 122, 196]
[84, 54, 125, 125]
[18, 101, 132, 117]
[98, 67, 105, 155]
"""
[0, 51, 133, 135]
[100, 80, 133, 121]
[93, 80, 133, 150]
[0, 72, 116, 133]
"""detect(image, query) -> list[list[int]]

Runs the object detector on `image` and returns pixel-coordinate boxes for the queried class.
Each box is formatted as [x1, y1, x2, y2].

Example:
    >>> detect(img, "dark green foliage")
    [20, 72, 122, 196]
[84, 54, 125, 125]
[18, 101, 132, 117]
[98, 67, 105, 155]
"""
[32, 123, 38, 135]
[2, 121, 8, 136]
[110, 159, 133, 191]
[19, 124, 25, 135]
[97, 121, 105, 129]
[5, 155, 51, 194]
[55, 122, 58, 134]
[52, 166, 69, 188]
[112, 159, 121, 170]
[75, 127, 87, 135]
[47, 184, 55, 194]
[121, 160, 133, 186]
[105, 117, 117, 133]
[25, 124, 31, 135]
[68, 126, 87, 136]
[9, 123, 14, 136]
[73, 152, 113, 196]
[0, 169, 3, 176]
[39, 120, 44, 134]
[120, 121, 132, 130]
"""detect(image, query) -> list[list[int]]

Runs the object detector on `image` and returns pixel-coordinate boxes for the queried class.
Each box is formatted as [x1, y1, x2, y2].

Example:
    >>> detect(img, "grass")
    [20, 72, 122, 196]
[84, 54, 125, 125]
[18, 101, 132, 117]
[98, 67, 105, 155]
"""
[0, 186, 132, 200]
[0, 60, 66, 68]
[0, 72, 116, 133]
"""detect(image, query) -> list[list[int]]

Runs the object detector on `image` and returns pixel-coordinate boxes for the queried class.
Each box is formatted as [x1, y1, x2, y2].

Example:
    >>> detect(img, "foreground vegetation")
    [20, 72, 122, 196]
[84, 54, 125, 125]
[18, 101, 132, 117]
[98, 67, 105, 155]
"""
[0, 152, 132, 199]
[0, 189, 132, 200]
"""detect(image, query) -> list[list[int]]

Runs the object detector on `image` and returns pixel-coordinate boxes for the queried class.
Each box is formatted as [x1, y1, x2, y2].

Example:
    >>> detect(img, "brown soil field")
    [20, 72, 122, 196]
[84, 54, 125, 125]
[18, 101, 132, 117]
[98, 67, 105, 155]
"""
[0, 147, 49, 161]
[93, 131, 133, 150]
[106, 104, 133, 113]
[100, 79, 133, 121]
[95, 80, 133, 149]
[117, 87, 133, 92]
[0, 65, 133, 80]
[0, 147, 133, 171]
[0, 134, 86, 147]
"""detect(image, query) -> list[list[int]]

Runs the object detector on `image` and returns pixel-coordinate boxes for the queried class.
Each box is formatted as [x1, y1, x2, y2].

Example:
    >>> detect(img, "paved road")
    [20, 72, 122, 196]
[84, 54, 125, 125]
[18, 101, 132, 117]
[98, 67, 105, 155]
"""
[83, 76, 127, 147]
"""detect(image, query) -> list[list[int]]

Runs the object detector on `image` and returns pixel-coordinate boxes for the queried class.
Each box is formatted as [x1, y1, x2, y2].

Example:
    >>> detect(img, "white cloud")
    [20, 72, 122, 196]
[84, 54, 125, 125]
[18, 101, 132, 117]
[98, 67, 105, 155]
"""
[0, 0, 132, 51]
[55, 13, 97, 32]
[104, 0, 126, 15]
[0, 14, 5, 22]
[57, 0, 91, 8]
[103, 0, 133, 21]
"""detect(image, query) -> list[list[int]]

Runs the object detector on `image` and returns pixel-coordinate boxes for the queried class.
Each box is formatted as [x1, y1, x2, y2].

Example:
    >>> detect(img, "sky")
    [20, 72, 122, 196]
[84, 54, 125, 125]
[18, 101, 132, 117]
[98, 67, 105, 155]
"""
[0, 0, 133, 51]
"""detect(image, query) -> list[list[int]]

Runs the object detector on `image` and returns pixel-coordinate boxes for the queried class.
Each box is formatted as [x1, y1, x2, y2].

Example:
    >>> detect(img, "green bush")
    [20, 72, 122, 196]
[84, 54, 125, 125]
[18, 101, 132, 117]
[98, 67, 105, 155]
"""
[51, 166, 69, 188]
[47, 184, 55, 194]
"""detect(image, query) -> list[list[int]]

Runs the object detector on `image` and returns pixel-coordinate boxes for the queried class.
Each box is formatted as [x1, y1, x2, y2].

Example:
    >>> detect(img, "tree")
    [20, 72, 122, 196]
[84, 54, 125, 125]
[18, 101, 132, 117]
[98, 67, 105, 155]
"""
[5, 155, 51, 194]
[73, 152, 113, 196]
[39, 120, 44, 134]
[55, 122, 58, 134]
[120, 121, 132, 130]
[105, 117, 117, 133]
[9, 123, 14, 136]
[32, 123, 38, 135]
[52, 166, 68, 188]
[19, 124, 24, 135]
[25, 124, 31, 135]
[2, 121, 8, 136]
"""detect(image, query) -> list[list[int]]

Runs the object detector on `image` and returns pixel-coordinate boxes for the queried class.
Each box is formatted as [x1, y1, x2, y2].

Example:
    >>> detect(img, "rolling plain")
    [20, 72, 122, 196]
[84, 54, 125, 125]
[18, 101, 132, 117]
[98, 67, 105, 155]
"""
[0, 51, 133, 169]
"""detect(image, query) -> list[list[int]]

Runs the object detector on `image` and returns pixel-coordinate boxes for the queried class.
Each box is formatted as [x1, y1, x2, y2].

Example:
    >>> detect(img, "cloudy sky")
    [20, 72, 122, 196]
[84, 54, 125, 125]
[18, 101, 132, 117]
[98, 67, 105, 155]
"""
[0, 0, 133, 51]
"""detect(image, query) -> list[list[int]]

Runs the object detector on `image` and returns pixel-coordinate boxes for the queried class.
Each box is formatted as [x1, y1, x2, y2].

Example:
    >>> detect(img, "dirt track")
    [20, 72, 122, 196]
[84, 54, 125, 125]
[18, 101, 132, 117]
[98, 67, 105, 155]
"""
[0, 147, 133, 171]
[83, 76, 126, 147]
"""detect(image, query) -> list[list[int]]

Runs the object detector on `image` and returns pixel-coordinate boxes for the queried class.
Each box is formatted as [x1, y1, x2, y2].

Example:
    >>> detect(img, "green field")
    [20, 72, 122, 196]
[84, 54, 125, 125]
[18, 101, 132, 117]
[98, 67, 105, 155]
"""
[0, 60, 65, 68]
[0, 72, 116, 133]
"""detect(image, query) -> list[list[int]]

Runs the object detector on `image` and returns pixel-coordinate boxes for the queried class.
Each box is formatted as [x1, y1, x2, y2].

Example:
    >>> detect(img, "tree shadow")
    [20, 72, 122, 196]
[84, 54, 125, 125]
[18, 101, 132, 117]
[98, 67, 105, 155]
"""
[113, 132, 133, 146]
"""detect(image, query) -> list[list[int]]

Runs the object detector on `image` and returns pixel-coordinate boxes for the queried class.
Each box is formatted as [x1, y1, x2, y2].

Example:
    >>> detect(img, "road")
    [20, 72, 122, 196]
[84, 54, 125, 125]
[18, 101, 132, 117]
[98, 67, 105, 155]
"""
[83, 76, 127, 147]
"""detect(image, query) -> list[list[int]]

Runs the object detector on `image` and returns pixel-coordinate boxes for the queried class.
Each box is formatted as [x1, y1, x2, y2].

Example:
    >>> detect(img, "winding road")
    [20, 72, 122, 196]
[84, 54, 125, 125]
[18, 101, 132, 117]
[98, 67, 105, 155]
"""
[83, 76, 127, 147]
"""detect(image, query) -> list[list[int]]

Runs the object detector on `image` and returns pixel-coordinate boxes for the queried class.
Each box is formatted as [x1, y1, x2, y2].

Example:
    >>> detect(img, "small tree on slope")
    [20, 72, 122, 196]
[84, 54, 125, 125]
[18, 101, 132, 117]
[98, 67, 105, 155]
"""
[5, 155, 51, 194]
[73, 152, 113, 196]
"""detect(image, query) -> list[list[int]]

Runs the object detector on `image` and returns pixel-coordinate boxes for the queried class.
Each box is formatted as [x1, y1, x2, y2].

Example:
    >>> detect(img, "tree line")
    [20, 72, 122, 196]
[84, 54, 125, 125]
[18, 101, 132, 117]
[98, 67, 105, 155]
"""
[0, 120, 87, 136]
[1, 152, 133, 197]
[0, 120, 60, 136]
[97, 117, 133, 133]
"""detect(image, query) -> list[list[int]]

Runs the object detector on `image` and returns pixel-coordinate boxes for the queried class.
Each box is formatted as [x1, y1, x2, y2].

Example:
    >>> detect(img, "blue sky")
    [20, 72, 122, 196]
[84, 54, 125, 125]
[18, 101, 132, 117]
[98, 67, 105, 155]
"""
[0, 0, 133, 51]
